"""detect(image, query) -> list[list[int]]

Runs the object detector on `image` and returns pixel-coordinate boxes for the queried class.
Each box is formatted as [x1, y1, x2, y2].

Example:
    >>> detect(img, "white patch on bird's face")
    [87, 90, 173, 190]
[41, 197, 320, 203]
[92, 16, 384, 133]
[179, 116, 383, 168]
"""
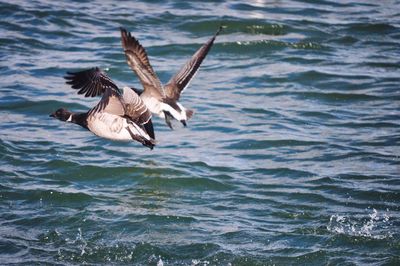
[67, 114, 72, 122]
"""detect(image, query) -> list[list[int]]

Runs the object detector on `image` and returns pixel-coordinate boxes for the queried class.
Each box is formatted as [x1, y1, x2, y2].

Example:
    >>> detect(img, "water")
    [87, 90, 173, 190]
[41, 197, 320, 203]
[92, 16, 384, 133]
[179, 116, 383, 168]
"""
[1, 0, 399, 264]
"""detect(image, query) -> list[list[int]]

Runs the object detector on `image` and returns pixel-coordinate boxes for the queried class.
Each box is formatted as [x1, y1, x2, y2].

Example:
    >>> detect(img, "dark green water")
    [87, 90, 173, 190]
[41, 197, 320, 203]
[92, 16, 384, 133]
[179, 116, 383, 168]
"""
[1, 0, 399, 265]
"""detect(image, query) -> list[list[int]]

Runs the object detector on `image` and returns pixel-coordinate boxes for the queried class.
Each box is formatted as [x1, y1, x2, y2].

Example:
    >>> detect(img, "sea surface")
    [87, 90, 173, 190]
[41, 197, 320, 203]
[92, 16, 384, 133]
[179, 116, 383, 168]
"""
[1, 0, 399, 265]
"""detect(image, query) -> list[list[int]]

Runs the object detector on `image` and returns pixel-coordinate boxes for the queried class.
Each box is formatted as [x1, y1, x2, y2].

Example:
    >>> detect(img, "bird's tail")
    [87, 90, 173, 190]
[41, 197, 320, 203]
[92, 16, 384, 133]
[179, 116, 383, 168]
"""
[140, 137, 156, 150]
[126, 125, 156, 150]
[186, 109, 194, 120]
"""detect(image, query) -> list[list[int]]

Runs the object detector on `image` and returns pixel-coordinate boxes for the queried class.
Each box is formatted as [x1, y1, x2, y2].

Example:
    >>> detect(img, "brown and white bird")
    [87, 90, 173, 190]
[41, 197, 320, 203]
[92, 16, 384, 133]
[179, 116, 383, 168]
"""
[120, 27, 221, 129]
[51, 68, 155, 149]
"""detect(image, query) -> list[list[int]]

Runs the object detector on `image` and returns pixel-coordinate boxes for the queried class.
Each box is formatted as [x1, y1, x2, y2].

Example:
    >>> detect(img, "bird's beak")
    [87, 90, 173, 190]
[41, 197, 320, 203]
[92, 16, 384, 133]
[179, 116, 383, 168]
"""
[49, 113, 55, 118]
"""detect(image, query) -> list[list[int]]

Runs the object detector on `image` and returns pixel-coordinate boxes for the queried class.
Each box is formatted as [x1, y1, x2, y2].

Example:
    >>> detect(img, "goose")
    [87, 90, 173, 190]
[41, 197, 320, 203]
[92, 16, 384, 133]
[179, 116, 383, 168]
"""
[120, 27, 221, 129]
[51, 67, 156, 149]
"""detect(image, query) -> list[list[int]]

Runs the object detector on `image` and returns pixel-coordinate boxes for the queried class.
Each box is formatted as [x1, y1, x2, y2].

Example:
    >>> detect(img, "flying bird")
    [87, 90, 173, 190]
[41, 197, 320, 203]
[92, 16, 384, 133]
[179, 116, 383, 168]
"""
[51, 68, 155, 149]
[120, 27, 221, 129]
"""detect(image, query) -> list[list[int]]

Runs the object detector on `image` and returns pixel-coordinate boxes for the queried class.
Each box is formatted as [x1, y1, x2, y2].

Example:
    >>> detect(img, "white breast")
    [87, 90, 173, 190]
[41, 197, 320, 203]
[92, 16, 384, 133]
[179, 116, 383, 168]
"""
[87, 113, 132, 141]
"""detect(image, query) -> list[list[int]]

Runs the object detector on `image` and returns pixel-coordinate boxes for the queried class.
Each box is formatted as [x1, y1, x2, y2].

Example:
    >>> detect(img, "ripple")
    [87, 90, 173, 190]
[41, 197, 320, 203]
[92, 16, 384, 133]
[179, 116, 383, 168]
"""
[222, 39, 324, 54]
[225, 139, 324, 150]
[1, 0, 399, 264]
[142, 176, 233, 192]
[292, 91, 382, 101]
[345, 23, 398, 35]
[181, 19, 288, 36]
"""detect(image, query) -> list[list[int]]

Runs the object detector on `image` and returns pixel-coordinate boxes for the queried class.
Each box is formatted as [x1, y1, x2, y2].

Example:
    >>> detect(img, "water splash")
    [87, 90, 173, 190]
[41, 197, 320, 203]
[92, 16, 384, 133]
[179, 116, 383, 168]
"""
[148, 254, 164, 266]
[191, 259, 211, 266]
[327, 208, 393, 239]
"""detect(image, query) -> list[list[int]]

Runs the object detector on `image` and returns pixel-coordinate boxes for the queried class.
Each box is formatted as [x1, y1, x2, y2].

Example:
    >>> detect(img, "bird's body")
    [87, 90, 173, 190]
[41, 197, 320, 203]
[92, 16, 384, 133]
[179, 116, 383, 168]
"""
[51, 68, 155, 149]
[55, 26, 221, 144]
[86, 111, 148, 142]
[120, 27, 220, 129]
[128, 87, 192, 128]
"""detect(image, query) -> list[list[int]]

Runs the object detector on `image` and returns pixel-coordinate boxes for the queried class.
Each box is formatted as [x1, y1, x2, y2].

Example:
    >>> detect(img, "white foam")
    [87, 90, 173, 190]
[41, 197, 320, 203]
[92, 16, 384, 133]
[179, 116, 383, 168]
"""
[327, 208, 393, 239]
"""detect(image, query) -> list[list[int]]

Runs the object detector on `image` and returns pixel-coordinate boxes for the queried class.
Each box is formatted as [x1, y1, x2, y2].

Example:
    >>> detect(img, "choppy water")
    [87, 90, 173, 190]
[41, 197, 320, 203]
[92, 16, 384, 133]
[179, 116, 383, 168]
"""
[1, 0, 400, 265]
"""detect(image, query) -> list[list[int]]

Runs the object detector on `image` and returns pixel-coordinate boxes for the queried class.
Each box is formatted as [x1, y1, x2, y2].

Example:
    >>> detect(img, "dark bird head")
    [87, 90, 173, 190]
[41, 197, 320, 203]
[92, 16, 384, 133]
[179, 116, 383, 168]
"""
[50, 108, 72, 122]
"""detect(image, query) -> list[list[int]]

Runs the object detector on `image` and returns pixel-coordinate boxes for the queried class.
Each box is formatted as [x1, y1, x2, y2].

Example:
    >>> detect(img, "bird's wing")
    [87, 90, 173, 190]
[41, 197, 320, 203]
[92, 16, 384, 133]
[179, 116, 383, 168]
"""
[64, 67, 119, 97]
[164, 26, 221, 100]
[122, 87, 155, 139]
[122, 87, 152, 124]
[120, 27, 165, 98]
[88, 85, 125, 117]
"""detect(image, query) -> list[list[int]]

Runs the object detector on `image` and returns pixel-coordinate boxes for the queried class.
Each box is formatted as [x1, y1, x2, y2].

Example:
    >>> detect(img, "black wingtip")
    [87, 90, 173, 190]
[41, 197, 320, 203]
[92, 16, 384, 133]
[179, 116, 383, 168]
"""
[143, 138, 156, 150]
[63, 67, 117, 98]
[120, 27, 134, 42]
[216, 24, 224, 36]
[64, 72, 75, 81]
[64, 67, 100, 81]
[120, 27, 135, 49]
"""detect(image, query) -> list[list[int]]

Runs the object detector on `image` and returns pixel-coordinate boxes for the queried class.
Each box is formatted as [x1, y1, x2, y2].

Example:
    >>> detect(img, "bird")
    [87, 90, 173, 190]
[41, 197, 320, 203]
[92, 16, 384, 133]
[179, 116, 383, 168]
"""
[50, 67, 156, 149]
[120, 26, 221, 129]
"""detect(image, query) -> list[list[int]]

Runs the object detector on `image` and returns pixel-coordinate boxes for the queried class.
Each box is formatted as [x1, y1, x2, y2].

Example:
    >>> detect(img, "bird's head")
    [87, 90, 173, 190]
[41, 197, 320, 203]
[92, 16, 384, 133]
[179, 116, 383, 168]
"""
[50, 108, 72, 122]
